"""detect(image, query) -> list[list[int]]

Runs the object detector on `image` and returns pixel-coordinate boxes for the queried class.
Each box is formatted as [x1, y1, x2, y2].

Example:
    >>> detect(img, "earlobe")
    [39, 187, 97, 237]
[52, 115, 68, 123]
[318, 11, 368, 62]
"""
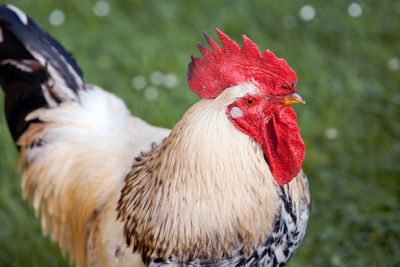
[230, 107, 243, 118]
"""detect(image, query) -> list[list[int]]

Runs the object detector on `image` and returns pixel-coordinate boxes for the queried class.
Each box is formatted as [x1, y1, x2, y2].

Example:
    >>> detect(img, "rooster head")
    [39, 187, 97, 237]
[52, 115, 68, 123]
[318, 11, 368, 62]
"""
[187, 29, 305, 186]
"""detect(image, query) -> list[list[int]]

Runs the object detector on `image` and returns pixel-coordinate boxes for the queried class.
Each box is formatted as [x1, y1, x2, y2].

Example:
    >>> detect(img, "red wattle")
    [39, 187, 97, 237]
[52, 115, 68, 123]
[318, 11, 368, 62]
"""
[261, 106, 305, 185]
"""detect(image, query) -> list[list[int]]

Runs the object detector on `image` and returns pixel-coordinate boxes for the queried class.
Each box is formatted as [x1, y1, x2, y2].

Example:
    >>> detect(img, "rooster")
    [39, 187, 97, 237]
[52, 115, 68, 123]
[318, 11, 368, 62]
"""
[0, 4, 310, 267]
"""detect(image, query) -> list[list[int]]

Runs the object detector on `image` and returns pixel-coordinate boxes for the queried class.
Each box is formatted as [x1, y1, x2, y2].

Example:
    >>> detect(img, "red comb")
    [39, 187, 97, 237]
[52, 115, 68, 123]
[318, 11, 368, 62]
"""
[187, 29, 297, 98]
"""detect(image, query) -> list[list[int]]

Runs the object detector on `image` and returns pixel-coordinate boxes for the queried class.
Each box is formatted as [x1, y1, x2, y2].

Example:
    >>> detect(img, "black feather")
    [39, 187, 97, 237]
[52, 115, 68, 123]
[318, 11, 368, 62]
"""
[0, 4, 84, 91]
[0, 4, 85, 142]
[0, 60, 47, 142]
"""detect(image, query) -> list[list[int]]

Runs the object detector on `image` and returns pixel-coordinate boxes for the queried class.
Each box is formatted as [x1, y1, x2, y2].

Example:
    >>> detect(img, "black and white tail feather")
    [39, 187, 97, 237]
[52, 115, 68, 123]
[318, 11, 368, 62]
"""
[0, 4, 85, 142]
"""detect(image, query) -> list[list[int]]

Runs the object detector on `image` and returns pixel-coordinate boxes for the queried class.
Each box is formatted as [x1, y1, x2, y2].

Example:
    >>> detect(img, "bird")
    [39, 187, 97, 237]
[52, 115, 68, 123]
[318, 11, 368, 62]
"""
[0, 4, 311, 267]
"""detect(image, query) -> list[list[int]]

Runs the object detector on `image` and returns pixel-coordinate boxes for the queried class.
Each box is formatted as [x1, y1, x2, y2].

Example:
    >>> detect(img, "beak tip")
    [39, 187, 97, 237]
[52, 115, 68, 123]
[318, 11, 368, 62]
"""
[281, 92, 306, 105]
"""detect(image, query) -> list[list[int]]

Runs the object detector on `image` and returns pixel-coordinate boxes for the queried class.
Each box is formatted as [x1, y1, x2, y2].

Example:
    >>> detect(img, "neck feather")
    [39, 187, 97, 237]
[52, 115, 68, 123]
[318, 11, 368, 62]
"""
[118, 97, 280, 262]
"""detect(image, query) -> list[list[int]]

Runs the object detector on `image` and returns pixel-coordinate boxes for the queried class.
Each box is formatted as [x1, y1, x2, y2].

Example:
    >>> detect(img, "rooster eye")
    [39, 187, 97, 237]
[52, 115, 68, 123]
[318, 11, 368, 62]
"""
[244, 97, 257, 106]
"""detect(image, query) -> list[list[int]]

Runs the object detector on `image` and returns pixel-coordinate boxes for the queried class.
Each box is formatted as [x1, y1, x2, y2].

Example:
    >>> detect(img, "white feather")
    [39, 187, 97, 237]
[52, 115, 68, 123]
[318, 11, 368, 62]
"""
[6, 4, 28, 25]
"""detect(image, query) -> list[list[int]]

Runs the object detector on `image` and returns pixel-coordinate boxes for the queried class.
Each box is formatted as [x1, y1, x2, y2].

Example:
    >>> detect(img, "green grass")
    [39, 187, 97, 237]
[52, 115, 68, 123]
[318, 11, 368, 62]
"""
[0, 0, 399, 266]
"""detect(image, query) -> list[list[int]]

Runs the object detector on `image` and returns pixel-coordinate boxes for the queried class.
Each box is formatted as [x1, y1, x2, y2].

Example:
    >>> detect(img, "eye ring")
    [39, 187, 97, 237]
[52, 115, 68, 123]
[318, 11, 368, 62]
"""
[244, 97, 257, 106]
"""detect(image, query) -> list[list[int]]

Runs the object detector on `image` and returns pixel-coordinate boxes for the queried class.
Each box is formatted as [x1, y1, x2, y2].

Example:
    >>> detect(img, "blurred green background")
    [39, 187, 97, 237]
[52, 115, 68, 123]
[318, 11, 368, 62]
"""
[0, 0, 399, 266]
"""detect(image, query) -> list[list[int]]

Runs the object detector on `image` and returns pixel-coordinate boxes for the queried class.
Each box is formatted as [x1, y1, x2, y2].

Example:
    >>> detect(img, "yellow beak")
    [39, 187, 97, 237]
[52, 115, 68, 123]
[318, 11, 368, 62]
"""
[280, 92, 306, 105]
